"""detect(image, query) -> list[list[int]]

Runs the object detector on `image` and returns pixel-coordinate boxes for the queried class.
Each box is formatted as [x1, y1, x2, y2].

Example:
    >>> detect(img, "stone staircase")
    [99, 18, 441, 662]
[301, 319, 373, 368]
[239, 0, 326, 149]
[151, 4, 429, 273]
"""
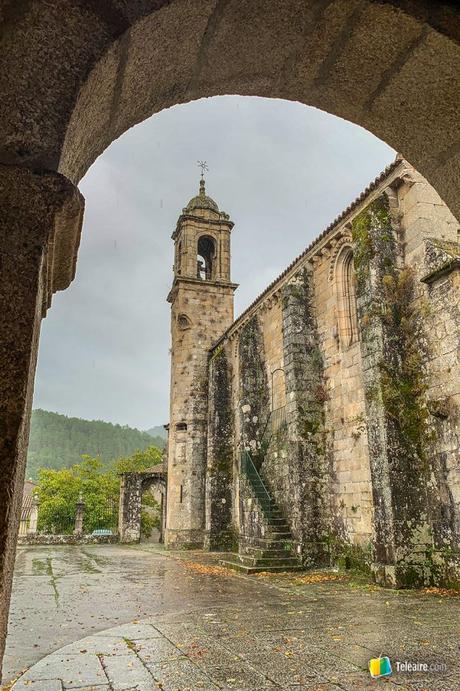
[220, 456, 302, 574]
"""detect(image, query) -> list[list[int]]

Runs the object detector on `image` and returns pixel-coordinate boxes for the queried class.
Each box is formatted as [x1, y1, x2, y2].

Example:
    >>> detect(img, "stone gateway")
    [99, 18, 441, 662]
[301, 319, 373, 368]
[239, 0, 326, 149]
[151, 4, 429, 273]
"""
[165, 157, 460, 589]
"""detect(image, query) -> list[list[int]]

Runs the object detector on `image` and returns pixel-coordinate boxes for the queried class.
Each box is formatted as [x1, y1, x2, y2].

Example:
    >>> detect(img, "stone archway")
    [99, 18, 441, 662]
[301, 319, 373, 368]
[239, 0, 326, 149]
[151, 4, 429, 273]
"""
[1, 0, 460, 674]
[118, 466, 167, 544]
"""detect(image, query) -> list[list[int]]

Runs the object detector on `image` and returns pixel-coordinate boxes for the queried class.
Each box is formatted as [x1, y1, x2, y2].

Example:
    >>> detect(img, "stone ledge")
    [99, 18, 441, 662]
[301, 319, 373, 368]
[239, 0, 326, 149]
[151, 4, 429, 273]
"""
[17, 534, 119, 546]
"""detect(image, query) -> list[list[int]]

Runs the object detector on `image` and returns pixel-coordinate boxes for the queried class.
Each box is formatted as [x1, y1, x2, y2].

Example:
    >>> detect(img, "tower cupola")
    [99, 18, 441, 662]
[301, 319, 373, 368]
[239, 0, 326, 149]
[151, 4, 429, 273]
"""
[184, 178, 219, 214]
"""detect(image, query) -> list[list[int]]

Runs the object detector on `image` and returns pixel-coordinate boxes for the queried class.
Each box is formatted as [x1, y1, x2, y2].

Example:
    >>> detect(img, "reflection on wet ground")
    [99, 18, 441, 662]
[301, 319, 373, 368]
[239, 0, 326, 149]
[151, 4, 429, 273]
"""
[3, 544, 459, 689]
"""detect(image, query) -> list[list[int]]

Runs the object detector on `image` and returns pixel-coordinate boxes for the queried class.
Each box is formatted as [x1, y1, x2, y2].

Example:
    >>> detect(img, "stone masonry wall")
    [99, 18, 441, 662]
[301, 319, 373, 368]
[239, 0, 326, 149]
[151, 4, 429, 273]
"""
[400, 172, 460, 585]
[278, 267, 330, 565]
[314, 237, 374, 567]
[352, 187, 460, 586]
[205, 347, 235, 551]
[167, 279, 234, 549]
[205, 160, 460, 585]
[237, 315, 271, 550]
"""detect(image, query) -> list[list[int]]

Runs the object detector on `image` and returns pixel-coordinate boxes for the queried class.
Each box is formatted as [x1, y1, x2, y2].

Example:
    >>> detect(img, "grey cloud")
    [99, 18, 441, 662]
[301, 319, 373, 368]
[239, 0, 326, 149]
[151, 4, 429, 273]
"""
[33, 96, 394, 429]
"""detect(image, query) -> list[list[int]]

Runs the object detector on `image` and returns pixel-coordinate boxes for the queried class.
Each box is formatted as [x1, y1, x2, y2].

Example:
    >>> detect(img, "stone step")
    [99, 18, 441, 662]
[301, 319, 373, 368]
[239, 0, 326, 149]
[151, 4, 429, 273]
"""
[253, 502, 283, 517]
[249, 538, 295, 550]
[249, 485, 274, 499]
[237, 555, 302, 567]
[267, 518, 290, 527]
[249, 548, 295, 559]
[267, 530, 293, 539]
[220, 559, 304, 575]
[251, 487, 273, 499]
[252, 495, 275, 507]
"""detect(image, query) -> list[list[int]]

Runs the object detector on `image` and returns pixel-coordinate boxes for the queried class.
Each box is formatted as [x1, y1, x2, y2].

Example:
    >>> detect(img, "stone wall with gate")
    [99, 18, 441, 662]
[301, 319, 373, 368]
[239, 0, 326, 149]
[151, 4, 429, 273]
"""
[119, 467, 167, 544]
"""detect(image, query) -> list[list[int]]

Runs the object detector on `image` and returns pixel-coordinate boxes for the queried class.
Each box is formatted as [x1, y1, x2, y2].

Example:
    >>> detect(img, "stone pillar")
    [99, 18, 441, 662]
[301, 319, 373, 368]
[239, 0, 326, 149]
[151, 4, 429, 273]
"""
[354, 192, 441, 587]
[0, 164, 84, 676]
[74, 492, 85, 535]
[281, 266, 330, 566]
[118, 473, 142, 543]
[354, 194, 403, 585]
[205, 348, 235, 551]
[27, 494, 40, 535]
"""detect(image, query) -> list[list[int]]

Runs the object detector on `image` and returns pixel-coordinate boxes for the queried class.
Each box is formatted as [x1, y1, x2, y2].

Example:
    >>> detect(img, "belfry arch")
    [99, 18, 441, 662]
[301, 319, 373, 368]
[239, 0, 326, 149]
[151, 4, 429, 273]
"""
[1, 0, 460, 675]
[197, 235, 216, 281]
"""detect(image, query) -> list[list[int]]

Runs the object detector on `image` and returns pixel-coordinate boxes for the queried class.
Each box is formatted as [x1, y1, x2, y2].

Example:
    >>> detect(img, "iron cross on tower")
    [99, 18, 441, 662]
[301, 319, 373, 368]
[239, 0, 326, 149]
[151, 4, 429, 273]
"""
[197, 160, 209, 179]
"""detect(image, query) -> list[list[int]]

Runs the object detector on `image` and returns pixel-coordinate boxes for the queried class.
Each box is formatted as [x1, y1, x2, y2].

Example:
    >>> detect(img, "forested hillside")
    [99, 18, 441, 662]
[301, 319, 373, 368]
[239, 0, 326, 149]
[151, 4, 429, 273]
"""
[27, 409, 166, 480]
[146, 426, 167, 440]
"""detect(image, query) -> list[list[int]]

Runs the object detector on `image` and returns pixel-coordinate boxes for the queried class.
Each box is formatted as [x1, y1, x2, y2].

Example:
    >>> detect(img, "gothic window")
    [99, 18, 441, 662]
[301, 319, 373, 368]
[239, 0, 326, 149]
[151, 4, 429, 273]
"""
[335, 246, 358, 347]
[197, 235, 216, 280]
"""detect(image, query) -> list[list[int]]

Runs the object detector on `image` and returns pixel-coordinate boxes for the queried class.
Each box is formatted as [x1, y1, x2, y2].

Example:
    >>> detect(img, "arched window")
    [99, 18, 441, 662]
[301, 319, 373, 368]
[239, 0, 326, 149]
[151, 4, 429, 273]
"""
[197, 235, 215, 280]
[335, 246, 358, 347]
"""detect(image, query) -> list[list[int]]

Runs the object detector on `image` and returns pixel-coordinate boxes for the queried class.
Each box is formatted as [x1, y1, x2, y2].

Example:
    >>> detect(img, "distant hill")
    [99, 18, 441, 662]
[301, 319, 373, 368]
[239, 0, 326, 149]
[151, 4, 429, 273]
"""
[26, 409, 166, 480]
[146, 425, 168, 440]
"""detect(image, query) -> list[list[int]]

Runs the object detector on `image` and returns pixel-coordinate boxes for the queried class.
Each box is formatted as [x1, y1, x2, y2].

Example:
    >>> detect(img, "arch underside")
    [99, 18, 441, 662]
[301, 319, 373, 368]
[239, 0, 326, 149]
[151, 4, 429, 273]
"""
[0, 0, 459, 222]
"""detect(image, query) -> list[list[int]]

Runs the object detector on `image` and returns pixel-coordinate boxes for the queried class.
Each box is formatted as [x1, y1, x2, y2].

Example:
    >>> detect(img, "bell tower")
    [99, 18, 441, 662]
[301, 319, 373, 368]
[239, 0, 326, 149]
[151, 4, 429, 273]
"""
[165, 172, 237, 548]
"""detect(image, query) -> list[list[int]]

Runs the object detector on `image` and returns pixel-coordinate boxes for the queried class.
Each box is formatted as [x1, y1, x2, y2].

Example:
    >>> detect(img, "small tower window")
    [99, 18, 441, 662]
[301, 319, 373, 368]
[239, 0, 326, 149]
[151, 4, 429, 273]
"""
[177, 314, 191, 331]
[335, 246, 358, 347]
[197, 235, 216, 280]
[177, 241, 182, 275]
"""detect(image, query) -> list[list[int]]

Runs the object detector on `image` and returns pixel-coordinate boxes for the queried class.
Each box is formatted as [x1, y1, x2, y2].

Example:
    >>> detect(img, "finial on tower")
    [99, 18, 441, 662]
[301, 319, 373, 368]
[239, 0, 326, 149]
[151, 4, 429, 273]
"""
[197, 160, 209, 196]
[197, 160, 209, 179]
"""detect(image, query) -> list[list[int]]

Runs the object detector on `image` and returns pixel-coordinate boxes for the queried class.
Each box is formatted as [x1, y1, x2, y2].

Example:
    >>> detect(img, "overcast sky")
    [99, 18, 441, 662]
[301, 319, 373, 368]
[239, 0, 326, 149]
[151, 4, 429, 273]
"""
[33, 96, 395, 430]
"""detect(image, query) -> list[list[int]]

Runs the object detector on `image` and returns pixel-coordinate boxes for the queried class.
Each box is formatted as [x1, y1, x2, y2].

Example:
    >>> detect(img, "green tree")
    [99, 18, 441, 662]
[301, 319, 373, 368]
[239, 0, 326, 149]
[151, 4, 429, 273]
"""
[37, 457, 119, 534]
[114, 445, 162, 474]
[36, 446, 163, 536]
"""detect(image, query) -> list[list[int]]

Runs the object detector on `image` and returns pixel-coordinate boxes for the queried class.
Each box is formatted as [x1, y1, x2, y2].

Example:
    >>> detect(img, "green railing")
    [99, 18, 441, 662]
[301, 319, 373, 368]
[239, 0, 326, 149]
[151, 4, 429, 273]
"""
[240, 405, 287, 520]
[241, 450, 273, 520]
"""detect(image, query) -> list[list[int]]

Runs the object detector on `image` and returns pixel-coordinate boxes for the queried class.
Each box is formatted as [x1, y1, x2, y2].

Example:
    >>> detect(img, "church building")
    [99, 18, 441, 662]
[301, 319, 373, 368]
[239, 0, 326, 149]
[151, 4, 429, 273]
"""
[164, 157, 460, 589]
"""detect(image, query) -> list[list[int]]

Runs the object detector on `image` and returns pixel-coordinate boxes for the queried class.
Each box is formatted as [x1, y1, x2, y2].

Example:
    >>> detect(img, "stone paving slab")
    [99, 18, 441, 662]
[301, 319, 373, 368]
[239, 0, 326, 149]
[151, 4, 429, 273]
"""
[12, 652, 108, 689]
[12, 681, 64, 691]
[101, 653, 154, 690]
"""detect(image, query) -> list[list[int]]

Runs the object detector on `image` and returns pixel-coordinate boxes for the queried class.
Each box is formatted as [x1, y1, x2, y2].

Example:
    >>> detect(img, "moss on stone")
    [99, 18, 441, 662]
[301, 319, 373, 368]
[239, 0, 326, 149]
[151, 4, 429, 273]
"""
[352, 196, 391, 287]
[377, 267, 434, 464]
[325, 534, 373, 576]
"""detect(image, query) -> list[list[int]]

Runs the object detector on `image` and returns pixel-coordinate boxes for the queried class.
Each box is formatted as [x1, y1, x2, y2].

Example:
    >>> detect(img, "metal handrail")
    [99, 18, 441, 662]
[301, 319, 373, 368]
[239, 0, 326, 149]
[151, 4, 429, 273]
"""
[241, 450, 272, 520]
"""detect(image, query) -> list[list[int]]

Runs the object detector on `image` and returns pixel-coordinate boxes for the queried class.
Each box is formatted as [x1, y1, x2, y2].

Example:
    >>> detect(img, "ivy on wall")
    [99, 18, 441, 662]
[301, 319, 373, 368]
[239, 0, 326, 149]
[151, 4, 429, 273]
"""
[352, 195, 433, 466]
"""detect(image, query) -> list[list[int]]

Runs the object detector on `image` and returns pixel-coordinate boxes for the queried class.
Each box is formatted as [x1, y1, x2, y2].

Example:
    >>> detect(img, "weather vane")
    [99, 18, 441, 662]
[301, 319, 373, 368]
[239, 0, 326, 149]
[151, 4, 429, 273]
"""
[197, 160, 209, 179]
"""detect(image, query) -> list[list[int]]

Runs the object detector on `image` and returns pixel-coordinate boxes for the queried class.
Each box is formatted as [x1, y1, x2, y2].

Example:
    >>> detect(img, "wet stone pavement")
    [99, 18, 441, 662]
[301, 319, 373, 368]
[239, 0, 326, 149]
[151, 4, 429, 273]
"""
[2, 544, 459, 690]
